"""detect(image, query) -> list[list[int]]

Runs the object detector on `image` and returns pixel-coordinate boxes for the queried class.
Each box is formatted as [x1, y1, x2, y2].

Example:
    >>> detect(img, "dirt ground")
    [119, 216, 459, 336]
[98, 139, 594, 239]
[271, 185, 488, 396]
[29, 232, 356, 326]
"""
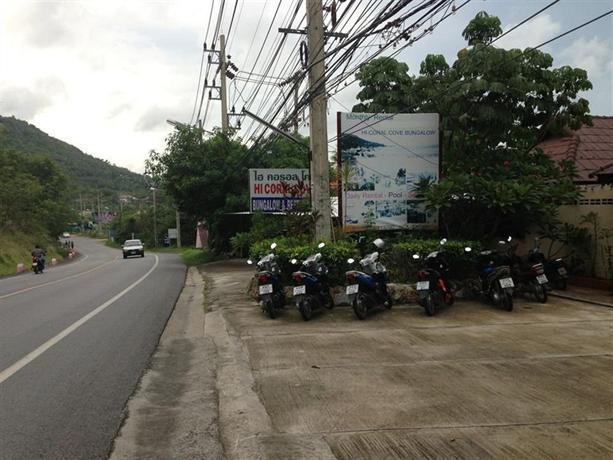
[203, 260, 613, 459]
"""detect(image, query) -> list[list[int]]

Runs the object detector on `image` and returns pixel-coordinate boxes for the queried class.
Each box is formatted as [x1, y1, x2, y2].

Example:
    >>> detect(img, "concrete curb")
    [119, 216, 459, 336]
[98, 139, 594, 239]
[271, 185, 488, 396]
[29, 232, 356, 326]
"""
[549, 291, 613, 309]
[110, 266, 224, 459]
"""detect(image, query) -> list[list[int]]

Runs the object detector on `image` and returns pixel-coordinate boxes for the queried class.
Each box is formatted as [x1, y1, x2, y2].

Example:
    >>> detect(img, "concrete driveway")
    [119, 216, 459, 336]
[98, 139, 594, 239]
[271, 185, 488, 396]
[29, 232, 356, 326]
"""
[203, 261, 613, 459]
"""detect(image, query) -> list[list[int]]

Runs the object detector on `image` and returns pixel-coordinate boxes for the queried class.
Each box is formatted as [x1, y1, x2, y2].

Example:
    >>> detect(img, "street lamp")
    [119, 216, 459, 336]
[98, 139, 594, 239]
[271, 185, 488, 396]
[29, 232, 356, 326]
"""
[150, 187, 158, 247]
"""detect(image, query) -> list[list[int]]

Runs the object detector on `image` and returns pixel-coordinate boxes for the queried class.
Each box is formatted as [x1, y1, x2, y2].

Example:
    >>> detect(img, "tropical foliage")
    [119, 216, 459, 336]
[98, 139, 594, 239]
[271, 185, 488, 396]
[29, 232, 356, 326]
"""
[353, 11, 591, 240]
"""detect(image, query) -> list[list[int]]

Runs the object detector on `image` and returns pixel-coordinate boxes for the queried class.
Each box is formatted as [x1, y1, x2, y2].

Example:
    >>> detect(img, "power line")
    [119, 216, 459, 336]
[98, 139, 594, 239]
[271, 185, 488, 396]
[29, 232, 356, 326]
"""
[330, 5, 612, 145]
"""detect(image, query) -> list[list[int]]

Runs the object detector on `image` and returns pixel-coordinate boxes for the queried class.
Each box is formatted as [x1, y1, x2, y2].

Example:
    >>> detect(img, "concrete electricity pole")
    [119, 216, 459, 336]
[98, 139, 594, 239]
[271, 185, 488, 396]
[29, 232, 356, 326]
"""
[219, 34, 229, 133]
[175, 209, 182, 248]
[306, 0, 332, 240]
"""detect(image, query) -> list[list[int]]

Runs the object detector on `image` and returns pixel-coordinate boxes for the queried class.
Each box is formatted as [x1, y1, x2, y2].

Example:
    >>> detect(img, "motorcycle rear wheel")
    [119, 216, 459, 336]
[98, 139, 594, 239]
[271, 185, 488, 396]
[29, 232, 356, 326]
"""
[424, 293, 436, 316]
[555, 278, 567, 290]
[353, 293, 368, 320]
[534, 283, 548, 303]
[265, 299, 276, 319]
[299, 299, 313, 321]
[384, 293, 392, 309]
[324, 291, 334, 309]
[502, 291, 513, 311]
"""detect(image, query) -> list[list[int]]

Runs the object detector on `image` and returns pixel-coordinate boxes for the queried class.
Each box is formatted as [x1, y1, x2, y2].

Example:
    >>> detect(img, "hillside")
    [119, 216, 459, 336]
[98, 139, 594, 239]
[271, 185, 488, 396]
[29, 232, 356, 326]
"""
[0, 115, 147, 204]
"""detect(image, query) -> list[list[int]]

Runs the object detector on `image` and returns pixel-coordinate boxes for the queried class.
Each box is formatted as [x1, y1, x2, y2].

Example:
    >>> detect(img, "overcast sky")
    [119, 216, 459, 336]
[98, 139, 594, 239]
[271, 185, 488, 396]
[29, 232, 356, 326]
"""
[1, 0, 611, 173]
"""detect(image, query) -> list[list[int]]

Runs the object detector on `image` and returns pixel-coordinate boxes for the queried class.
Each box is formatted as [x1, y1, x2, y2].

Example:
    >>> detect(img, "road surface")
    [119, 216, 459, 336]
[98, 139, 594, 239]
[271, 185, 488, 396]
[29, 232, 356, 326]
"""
[0, 237, 186, 459]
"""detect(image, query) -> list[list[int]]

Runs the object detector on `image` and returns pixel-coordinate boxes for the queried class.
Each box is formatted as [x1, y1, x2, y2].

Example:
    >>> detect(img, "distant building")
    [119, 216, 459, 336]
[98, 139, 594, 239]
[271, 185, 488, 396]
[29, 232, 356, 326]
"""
[539, 116, 613, 278]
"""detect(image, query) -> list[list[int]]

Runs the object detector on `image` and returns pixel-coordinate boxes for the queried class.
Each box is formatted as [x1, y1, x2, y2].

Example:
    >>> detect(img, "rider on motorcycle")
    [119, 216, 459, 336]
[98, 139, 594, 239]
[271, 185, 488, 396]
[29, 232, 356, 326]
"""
[31, 245, 46, 266]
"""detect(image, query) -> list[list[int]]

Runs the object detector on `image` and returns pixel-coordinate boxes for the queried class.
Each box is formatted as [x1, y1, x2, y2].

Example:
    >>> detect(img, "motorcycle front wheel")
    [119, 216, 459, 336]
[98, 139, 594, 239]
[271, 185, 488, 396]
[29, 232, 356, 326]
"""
[353, 293, 368, 320]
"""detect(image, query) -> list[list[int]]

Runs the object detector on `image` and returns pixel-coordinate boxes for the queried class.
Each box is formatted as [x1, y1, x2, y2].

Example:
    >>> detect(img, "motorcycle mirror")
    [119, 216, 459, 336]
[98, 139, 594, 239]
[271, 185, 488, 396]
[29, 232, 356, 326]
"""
[347, 258, 355, 264]
[440, 238, 447, 245]
[464, 247, 472, 252]
[247, 259, 253, 265]
[412, 254, 420, 260]
[290, 258, 298, 265]
[318, 242, 325, 249]
[373, 238, 385, 249]
[270, 242, 277, 250]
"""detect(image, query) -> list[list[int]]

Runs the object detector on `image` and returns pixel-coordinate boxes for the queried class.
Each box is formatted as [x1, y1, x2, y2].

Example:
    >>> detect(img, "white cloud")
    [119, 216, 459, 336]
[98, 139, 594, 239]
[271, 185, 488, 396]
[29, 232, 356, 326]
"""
[495, 14, 562, 50]
[559, 35, 613, 79]
[0, 1, 611, 172]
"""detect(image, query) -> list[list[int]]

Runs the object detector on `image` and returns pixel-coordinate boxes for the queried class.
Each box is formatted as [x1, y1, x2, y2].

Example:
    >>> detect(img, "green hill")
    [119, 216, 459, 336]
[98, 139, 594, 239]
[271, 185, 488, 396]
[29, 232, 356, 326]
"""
[0, 115, 147, 206]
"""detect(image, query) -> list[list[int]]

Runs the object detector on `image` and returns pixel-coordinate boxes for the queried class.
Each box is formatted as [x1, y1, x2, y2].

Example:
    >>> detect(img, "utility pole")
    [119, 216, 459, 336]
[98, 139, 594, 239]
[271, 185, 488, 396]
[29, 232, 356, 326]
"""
[202, 35, 231, 133]
[150, 187, 158, 248]
[306, 0, 332, 240]
[97, 192, 103, 236]
[176, 209, 182, 248]
[219, 34, 229, 133]
[279, 72, 305, 134]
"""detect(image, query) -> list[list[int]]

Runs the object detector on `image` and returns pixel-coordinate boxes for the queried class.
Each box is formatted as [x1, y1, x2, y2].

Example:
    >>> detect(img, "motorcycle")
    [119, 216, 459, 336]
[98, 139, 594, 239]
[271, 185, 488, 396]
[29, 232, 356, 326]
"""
[345, 238, 392, 320]
[248, 242, 285, 319]
[508, 238, 548, 303]
[413, 239, 455, 316]
[290, 242, 334, 321]
[466, 239, 515, 311]
[530, 237, 569, 290]
[32, 255, 44, 274]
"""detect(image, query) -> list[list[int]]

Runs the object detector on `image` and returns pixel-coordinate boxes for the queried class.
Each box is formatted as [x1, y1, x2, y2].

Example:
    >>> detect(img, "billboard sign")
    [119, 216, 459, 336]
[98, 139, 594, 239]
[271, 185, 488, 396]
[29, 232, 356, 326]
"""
[249, 168, 311, 213]
[338, 112, 439, 231]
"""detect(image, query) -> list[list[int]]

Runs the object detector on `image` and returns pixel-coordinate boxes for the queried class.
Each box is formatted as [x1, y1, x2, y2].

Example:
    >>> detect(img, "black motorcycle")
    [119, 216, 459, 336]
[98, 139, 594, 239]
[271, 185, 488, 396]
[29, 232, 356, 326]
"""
[290, 242, 334, 321]
[530, 237, 569, 290]
[466, 241, 515, 311]
[248, 242, 285, 319]
[413, 239, 455, 316]
[508, 239, 548, 303]
[345, 238, 392, 320]
[31, 255, 45, 274]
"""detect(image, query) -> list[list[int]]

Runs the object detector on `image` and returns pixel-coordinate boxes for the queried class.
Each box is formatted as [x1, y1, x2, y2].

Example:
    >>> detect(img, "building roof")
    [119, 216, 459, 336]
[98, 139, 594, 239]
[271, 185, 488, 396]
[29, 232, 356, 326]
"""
[538, 116, 613, 183]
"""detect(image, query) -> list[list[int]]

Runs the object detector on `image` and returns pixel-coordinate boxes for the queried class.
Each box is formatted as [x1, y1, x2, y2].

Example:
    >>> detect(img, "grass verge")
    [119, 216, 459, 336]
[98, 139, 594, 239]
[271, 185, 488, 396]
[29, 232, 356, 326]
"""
[182, 248, 215, 266]
[0, 231, 67, 276]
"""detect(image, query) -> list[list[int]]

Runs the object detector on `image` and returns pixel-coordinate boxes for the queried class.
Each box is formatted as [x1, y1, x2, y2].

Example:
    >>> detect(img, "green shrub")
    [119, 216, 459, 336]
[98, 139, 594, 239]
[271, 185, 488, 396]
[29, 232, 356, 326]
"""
[385, 239, 481, 282]
[249, 237, 481, 284]
[250, 238, 355, 284]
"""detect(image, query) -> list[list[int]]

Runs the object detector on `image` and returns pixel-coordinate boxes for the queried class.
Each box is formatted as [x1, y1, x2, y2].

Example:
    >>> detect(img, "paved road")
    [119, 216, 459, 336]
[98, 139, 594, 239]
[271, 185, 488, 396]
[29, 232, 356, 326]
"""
[0, 237, 186, 459]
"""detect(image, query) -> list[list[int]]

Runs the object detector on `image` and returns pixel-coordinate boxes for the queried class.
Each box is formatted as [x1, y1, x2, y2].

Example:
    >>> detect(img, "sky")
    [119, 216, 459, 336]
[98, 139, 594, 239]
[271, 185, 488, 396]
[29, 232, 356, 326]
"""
[0, 0, 611, 173]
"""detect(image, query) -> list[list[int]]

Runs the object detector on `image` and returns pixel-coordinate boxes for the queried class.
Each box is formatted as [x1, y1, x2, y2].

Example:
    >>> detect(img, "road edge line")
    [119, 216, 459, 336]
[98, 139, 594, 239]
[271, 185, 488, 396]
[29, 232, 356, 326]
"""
[0, 255, 159, 385]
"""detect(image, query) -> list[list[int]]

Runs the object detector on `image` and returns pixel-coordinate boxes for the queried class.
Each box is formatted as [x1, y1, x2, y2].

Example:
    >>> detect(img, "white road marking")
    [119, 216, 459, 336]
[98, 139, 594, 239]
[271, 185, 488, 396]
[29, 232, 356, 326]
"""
[0, 255, 159, 385]
[0, 256, 118, 300]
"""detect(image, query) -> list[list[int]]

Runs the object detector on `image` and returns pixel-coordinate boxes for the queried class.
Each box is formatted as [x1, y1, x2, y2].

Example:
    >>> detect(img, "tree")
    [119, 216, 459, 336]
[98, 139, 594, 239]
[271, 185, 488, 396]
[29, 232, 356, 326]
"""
[352, 57, 414, 113]
[352, 11, 592, 240]
[0, 147, 72, 237]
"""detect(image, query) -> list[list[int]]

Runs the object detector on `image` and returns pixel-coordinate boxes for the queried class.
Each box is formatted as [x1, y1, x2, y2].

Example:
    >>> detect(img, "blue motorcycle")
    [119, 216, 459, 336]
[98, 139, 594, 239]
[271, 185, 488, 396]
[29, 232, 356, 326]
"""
[290, 242, 334, 321]
[248, 242, 285, 319]
[465, 240, 515, 311]
[345, 238, 392, 320]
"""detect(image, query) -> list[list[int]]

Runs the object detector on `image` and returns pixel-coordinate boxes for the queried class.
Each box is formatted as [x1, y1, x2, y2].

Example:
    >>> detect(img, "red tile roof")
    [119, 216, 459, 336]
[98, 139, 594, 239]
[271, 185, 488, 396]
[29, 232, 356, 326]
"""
[538, 116, 613, 183]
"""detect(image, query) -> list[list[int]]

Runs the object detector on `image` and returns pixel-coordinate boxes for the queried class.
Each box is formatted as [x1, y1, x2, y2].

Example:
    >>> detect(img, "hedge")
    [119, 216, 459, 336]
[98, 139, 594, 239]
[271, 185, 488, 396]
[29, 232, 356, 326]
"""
[249, 237, 481, 284]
